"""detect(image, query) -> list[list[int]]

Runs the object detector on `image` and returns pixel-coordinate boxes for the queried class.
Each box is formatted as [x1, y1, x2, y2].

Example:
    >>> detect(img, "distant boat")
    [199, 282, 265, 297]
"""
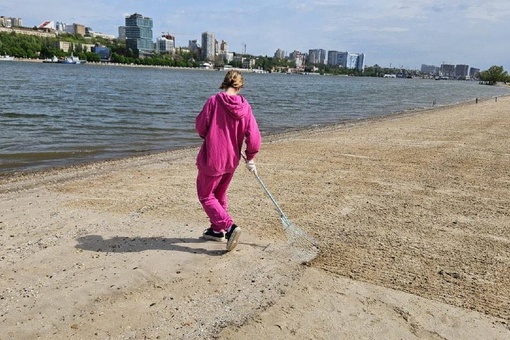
[43, 56, 59, 63]
[383, 74, 396, 78]
[58, 55, 81, 64]
[0, 54, 15, 61]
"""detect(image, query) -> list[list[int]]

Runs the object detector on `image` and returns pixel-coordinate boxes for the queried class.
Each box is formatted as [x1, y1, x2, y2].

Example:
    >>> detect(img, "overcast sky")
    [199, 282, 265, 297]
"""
[4, 0, 509, 70]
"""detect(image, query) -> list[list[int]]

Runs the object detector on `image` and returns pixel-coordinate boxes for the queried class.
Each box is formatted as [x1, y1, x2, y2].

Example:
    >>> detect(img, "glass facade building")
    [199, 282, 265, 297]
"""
[92, 45, 111, 61]
[125, 13, 153, 56]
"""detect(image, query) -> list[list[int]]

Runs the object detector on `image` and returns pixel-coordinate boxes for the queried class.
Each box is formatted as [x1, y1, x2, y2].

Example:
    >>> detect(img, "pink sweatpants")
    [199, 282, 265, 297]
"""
[196, 171, 234, 232]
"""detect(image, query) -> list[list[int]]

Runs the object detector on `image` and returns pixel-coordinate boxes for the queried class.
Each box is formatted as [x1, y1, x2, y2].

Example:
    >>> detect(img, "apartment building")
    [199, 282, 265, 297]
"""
[308, 49, 326, 64]
[0, 16, 23, 27]
[328, 51, 365, 71]
[201, 31, 215, 62]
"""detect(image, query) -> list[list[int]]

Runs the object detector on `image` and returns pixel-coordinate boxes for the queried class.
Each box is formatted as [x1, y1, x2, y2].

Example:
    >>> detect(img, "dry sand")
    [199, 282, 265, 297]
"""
[1, 96, 509, 339]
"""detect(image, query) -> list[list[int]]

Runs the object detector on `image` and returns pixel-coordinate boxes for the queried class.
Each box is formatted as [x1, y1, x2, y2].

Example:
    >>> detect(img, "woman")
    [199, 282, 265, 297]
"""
[195, 70, 261, 252]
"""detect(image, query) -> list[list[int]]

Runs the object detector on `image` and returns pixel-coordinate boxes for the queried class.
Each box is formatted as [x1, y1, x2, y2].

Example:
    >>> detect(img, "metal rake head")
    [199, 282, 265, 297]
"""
[282, 220, 320, 263]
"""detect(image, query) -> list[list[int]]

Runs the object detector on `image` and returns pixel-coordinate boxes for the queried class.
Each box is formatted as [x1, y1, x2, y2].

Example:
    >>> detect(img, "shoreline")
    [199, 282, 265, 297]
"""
[10, 57, 257, 72]
[1, 96, 509, 338]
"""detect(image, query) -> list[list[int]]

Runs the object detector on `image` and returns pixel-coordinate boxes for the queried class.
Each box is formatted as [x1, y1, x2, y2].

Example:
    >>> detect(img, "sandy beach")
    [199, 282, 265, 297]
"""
[1, 96, 509, 339]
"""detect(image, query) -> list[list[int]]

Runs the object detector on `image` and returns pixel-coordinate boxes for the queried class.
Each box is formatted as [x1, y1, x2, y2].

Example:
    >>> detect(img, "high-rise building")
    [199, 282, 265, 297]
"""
[217, 40, 232, 63]
[274, 48, 286, 59]
[201, 32, 215, 61]
[11, 17, 23, 27]
[329, 51, 365, 71]
[289, 50, 305, 68]
[455, 64, 469, 79]
[336, 52, 348, 68]
[308, 49, 326, 64]
[1, 16, 22, 28]
[421, 64, 439, 75]
[118, 26, 126, 40]
[327, 50, 340, 66]
[219, 40, 228, 54]
[440, 64, 455, 78]
[354, 53, 365, 71]
[125, 13, 153, 57]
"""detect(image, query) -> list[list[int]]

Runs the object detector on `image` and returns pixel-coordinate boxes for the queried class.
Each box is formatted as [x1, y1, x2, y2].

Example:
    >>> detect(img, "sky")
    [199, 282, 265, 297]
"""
[4, 0, 510, 70]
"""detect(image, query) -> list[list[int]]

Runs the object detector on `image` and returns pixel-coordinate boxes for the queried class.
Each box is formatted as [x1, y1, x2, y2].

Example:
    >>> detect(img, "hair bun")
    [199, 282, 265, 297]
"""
[220, 70, 244, 90]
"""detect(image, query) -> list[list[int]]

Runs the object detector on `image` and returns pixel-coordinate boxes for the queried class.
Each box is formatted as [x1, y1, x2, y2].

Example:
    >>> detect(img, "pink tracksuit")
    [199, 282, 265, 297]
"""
[195, 92, 261, 232]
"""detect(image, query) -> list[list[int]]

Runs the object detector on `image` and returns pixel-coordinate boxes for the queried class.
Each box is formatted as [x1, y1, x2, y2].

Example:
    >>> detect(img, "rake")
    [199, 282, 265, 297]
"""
[243, 155, 319, 262]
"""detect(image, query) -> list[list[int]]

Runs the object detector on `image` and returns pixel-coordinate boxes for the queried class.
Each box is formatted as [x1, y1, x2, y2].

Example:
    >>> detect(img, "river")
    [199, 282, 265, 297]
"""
[1, 62, 509, 173]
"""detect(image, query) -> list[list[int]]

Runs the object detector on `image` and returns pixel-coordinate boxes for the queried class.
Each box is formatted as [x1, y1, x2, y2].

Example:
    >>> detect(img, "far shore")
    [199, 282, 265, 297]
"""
[9, 57, 510, 84]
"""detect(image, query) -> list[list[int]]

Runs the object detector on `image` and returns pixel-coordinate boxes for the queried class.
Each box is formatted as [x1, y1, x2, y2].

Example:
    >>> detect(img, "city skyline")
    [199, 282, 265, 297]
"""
[3, 1, 510, 71]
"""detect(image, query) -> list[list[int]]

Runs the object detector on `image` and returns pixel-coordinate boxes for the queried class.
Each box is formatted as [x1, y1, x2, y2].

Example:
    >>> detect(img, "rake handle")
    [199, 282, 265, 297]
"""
[241, 154, 291, 225]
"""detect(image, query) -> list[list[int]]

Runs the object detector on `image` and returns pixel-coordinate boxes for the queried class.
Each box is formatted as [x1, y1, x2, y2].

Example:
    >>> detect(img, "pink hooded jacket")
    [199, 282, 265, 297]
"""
[196, 92, 261, 176]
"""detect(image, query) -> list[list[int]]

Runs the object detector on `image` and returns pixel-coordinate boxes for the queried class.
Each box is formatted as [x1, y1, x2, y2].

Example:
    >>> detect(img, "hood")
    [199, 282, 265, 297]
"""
[216, 92, 250, 120]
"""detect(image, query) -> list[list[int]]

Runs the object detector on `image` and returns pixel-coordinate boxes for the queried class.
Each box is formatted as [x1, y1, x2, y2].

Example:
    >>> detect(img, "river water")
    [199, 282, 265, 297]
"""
[1, 62, 509, 173]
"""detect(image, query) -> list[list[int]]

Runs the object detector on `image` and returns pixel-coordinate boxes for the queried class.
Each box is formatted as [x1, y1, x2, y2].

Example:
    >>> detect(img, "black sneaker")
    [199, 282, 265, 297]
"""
[202, 227, 225, 242]
[225, 224, 241, 252]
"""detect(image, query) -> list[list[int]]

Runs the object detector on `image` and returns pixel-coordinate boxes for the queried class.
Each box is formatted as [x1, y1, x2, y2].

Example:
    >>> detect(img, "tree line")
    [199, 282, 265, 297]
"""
[1, 31, 99, 61]
[0, 31, 199, 66]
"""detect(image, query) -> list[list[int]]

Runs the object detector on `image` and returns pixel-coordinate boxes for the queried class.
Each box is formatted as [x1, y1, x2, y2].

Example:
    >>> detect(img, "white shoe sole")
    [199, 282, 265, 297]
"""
[202, 228, 225, 242]
[226, 227, 241, 252]
[202, 234, 225, 242]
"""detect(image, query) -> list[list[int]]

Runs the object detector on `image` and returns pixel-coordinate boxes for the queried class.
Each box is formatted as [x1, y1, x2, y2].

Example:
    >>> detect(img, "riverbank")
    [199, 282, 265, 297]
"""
[1, 96, 509, 339]
[9, 57, 253, 72]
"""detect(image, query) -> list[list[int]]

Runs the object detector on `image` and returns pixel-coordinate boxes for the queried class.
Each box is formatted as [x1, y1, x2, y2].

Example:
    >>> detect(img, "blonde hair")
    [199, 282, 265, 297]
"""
[220, 70, 244, 90]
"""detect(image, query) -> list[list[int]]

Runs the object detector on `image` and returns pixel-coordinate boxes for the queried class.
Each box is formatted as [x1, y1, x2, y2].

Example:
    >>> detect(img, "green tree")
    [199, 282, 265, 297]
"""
[479, 65, 509, 85]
